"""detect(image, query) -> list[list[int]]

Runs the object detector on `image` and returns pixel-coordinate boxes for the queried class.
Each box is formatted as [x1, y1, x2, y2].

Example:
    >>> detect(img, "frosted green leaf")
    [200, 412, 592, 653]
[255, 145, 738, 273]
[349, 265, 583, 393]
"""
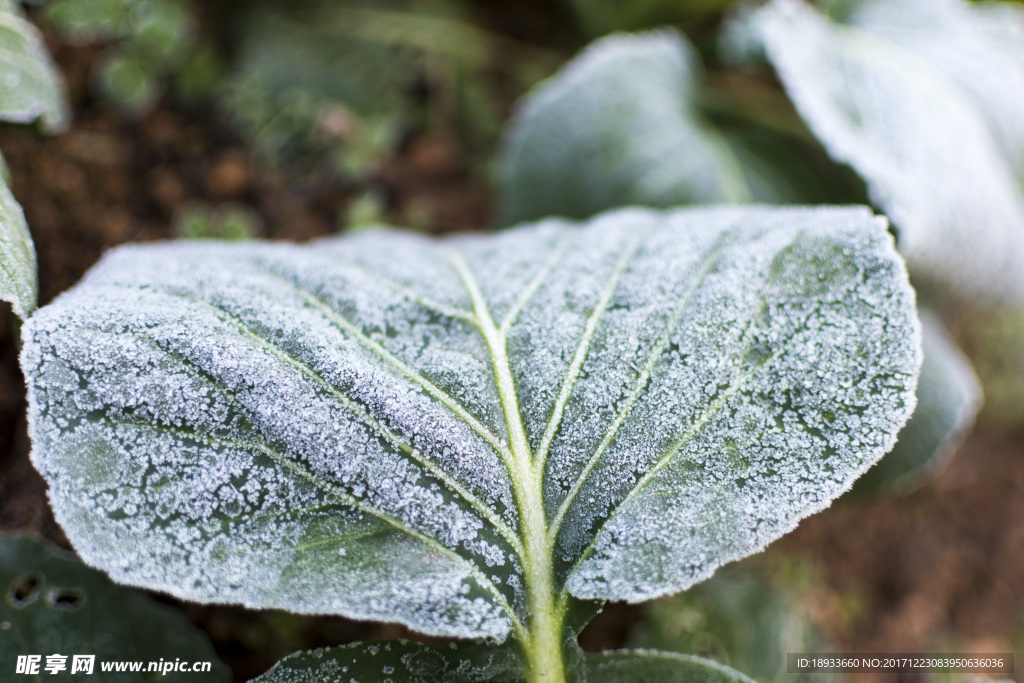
[750, 0, 1024, 300]
[0, 174, 37, 319]
[0, 0, 70, 132]
[584, 650, 754, 683]
[830, 0, 1024, 188]
[0, 534, 230, 682]
[852, 312, 980, 494]
[251, 640, 523, 683]
[498, 31, 846, 226]
[23, 205, 919, 676]
[251, 642, 753, 683]
[499, 31, 746, 224]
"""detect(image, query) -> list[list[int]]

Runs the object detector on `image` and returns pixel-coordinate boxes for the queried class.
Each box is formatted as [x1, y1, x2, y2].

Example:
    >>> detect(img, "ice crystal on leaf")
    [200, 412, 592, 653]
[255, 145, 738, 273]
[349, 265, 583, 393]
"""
[22, 205, 919, 643]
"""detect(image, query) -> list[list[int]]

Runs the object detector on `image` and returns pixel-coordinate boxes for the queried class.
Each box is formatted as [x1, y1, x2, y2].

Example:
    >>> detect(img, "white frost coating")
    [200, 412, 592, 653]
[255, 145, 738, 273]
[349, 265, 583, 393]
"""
[550, 206, 920, 602]
[253, 640, 521, 683]
[498, 31, 751, 225]
[0, 177, 36, 319]
[857, 312, 981, 493]
[846, 0, 1024, 186]
[753, 0, 1024, 301]
[22, 205, 919, 637]
[0, 1, 70, 132]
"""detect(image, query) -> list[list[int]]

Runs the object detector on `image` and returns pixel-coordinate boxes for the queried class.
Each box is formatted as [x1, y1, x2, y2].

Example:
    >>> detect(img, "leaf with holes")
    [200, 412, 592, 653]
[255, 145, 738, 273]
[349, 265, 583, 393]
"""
[744, 0, 1024, 300]
[22, 205, 919, 681]
[0, 534, 229, 681]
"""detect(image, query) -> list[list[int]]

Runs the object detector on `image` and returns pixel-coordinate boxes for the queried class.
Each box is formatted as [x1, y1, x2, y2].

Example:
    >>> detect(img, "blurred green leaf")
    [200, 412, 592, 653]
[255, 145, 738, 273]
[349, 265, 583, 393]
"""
[0, 0, 70, 132]
[498, 29, 862, 225]
[633, 569, 832, 683]
[745, 0, 1024, 301]
[93, 50, 162, 118]
[44, 0, 132, 43]
[173, 201, 260, 241]
[130, 0, 195, 67]
[46, 0, 202, 117]
[225, 1, 553, 177]
[584, 650, 755, 683]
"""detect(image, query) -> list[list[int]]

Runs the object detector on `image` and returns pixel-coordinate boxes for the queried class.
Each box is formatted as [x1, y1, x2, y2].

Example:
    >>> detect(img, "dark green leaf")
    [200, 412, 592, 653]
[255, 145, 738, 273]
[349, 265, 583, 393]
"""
[0, 534, 230, 682]
[584, 650, 754, 682]
[251, 640, 523, 683]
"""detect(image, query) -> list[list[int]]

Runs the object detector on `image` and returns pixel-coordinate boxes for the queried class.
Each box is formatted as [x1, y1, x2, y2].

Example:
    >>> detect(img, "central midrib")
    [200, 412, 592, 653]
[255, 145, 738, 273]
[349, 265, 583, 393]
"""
[447, 251, 566, 683]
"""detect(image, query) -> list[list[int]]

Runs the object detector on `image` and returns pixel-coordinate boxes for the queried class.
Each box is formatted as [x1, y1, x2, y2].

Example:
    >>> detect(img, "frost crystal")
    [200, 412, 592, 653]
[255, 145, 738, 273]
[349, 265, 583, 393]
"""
[23, 205, 919, 638]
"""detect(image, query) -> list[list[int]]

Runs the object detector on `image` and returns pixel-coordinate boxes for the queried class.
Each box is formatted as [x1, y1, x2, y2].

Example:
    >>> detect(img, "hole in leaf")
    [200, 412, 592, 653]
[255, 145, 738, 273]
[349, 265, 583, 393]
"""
[46, 588, 86, 611]
[7, 573, 43, 607]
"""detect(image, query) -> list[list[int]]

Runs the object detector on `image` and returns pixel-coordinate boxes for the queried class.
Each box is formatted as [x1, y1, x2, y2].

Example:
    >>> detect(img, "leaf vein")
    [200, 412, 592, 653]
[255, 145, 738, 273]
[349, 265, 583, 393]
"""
[128, 297, 525, 559]
[253, 262, 514, 464]
[535, 228, 649, 473]
[547, 234, 735, 543]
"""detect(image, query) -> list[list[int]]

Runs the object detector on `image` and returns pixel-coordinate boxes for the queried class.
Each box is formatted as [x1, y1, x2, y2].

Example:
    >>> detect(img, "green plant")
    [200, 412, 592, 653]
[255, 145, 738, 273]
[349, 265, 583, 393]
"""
[632, 564, 833, 683]
[44, 0, 221, 116]
[10, 202, 920, 681]
[173, 200, 260, 241]
[224, 0, 553, 178]
[2, 1, 984, 681]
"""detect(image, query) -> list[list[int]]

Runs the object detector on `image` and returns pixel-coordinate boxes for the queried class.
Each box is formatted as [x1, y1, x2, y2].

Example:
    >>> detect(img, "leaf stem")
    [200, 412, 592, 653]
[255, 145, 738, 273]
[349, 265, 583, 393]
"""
[448, 251, 568, 683]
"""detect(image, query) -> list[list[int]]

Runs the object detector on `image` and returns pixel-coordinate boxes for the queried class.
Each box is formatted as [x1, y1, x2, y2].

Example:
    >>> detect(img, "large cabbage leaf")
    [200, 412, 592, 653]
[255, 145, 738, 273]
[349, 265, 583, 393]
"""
[23, 205, 919, 676]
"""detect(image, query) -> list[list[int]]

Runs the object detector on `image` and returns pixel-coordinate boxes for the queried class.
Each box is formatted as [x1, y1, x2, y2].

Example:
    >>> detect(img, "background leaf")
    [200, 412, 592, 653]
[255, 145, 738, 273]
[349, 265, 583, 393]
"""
[0, 0, 70, 133]
[499, 31, 750, 224]
[0, 534, 229, 682]
[251, 639, 523, 683]
[0, 0, 73, 320]
[631, 566, 834, 683]
[22, 205, 919, 649]
[584, 650, 754, 682]
[827, 0, 1024, 187]
[497, 30, 863, 226]
[748, 0, 1024, 301]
